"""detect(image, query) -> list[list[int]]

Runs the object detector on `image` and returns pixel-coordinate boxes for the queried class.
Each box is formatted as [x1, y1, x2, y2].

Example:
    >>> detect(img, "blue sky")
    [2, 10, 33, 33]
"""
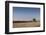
[13, 7, 40, 21]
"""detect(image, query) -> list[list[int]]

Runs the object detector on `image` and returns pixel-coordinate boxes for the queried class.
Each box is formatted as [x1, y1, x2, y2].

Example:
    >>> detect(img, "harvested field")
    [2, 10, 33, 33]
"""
[13, 21, 40, 28]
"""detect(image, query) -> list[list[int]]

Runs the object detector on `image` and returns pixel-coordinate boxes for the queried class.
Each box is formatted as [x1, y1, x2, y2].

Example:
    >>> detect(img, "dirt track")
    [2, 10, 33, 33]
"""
[13, 22, 40, 28]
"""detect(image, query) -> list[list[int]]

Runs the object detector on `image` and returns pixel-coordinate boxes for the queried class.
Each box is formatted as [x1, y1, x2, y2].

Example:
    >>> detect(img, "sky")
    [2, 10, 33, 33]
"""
[13, 7, 40, 21]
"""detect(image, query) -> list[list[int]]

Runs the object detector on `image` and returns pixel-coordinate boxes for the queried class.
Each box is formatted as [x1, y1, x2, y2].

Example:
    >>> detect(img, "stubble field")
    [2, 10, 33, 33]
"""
[13, 22, 40, 28]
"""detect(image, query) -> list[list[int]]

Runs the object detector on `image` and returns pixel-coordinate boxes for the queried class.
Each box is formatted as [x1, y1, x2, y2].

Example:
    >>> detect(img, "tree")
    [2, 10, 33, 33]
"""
[33, 18, 36, 22]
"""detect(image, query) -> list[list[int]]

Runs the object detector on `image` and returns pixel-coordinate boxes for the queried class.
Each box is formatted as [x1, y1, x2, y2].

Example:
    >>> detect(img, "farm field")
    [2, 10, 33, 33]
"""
[13, 22, 40, 28]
